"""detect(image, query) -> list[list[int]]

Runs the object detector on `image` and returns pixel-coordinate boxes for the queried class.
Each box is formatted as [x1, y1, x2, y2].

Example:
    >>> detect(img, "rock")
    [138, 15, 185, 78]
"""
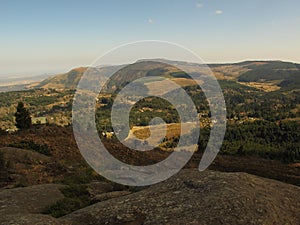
[87, 181, 114, 197]
[91, 190, 132, 203]
[60, 169, 300, 225]
[0, 183, 65, 224]
[1, 214, 64, 225]
[1, 169, 300, 225]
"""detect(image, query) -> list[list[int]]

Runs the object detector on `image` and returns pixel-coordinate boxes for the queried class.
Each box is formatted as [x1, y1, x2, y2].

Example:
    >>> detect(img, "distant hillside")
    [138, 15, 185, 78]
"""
[24, 60, 300, 92]
[105, 61, 181, 91]
[32, 67, 89, 89]
[32, 66, 124, 90]
[236, 61, 300, 89]
[104, 60, 300, 92]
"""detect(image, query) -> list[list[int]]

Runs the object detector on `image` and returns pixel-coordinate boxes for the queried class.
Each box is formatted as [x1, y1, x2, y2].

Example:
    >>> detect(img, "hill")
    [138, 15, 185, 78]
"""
[32, 67, 89, 89]
[210, 60, 300, 91]
[0, 60, 299, 224]
[29, 60, 300, 92]
[31, 65, 124, 90]
[236, 61, 300, 88]
[103, 60, 300, 93]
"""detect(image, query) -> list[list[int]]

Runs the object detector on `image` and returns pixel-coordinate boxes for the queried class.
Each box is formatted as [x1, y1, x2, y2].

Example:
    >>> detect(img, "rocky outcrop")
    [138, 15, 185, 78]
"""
[0, 184, 65, 225]
[1, 170, 300, 225]
[91, 191, 132, 203]
[60, 169, 300, 225]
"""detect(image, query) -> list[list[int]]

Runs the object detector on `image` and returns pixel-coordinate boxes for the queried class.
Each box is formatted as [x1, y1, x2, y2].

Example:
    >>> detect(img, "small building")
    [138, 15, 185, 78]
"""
[31, 117, 48, 125]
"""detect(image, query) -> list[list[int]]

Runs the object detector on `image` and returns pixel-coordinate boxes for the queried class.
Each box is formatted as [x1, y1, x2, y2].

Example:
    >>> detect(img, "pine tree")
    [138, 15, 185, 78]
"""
[15, 102, 31, 130]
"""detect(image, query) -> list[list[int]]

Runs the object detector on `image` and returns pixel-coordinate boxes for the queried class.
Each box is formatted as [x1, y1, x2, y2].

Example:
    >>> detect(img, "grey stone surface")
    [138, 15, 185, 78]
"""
[0, 184, 65, 224]
[61, 169, 300, 225]
[1, 170, 300, 225]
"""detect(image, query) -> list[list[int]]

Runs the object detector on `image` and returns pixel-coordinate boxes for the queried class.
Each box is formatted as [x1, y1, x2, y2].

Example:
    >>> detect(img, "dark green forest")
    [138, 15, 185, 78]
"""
[95, 79, 300, 162]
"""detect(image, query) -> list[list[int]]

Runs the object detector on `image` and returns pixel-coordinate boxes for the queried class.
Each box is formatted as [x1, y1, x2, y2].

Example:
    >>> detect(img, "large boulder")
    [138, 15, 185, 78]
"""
[60, 169, 300, 225]
[0, 183, 65, 224]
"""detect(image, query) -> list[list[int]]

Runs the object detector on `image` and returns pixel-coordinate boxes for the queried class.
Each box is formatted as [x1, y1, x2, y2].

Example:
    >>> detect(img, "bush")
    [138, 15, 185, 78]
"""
[8, 140, 51, 156]
[43, 198, 84, 218]
[61, 166, 105, 185]
[61, 184, 90, 198]
[43, 184, 90, 218]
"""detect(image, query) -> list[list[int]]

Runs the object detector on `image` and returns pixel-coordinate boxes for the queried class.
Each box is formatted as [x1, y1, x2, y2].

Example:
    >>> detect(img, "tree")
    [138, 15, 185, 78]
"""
[15, 102, 31, 130]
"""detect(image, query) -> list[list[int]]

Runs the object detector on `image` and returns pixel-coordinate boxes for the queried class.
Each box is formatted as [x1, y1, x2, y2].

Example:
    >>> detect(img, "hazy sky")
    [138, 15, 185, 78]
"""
[1, 0, 300, 77]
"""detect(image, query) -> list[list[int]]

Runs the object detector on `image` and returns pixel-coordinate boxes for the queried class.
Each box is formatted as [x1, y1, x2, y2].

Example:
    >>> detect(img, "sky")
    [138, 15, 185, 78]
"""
[0, 0, 300, 77]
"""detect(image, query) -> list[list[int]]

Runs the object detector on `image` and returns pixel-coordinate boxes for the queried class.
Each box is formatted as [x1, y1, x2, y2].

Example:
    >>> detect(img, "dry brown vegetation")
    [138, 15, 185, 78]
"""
[0, 125, 299, 187]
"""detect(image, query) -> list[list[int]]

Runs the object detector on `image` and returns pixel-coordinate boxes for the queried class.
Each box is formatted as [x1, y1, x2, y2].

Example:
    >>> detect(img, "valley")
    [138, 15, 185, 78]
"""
[1, 60, 299, 161]
[0, 59, 299, 224]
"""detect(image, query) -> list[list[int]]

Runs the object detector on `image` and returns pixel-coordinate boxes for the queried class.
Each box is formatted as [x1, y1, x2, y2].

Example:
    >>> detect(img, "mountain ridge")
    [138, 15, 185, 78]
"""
[1, 60, 299, 92]
[36, 60, 300, 92]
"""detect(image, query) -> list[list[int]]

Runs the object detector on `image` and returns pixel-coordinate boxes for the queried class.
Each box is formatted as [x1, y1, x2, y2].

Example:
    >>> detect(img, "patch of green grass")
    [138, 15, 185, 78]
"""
[43, 184, 90, 218]
[61, 166, 106, 185]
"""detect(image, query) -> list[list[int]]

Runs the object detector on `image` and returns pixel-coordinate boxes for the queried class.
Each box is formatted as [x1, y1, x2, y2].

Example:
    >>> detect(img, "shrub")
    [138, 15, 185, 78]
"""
[43, 198, 84, 218]
[8, 140, 51, 156]
[43, 184, 90, 218]
[61, 166, 105, 185]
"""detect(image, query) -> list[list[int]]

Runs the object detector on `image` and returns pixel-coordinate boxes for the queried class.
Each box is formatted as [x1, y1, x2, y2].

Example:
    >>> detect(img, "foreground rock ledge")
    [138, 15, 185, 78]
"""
[1, 169, 300, 225]
[60, 169, 300, 225]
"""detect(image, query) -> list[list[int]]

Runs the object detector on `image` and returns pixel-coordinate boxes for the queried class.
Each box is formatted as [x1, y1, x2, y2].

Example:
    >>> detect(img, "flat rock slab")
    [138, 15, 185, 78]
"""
[91, 191, 132, 203]
[87, 181, 115, 196]
[1, 169, 300, 225]
[1, 214, 65, 225]
[0, 183, 65, 224]
[61, 169, 300, 225]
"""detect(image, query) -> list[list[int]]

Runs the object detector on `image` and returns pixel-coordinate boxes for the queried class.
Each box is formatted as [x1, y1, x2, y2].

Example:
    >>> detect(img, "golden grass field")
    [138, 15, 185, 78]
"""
[239, 81, 281, 92]
[145, 78, 203, 96]
[126, 122, 197, 147]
